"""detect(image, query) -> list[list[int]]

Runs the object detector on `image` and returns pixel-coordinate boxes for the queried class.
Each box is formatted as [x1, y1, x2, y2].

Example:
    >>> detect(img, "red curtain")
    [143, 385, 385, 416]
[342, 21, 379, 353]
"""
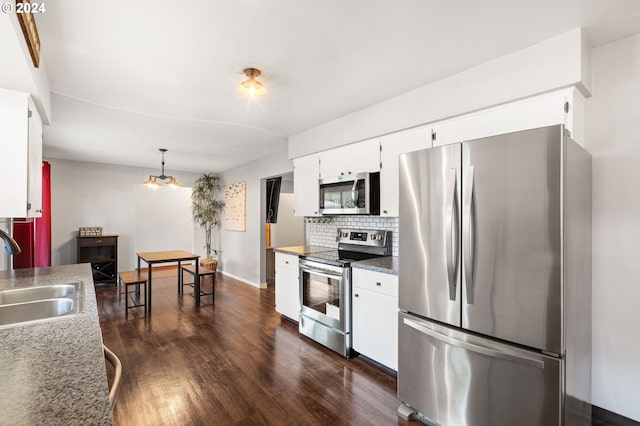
[35, 161, 51, 267]
[13, 161, 51, 269]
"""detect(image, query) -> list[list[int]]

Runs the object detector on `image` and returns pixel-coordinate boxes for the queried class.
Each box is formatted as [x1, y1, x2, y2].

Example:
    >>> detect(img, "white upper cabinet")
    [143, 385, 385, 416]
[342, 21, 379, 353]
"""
[293, 153, 320, 217]
[431, 87, 585, 147]
[319, 139, 380, 179]
[0, 89, 42, 218]
[380, 126, 431, 217]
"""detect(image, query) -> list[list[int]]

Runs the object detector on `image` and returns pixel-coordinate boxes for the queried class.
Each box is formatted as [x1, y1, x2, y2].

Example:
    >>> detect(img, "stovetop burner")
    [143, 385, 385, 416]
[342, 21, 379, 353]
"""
[300, 249, 385, 267]
[300, 228, 392, 267]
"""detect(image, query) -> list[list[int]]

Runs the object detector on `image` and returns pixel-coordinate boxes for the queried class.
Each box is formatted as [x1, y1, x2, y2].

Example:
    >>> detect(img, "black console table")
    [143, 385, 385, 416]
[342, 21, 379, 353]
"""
[77, 235, 118, 286]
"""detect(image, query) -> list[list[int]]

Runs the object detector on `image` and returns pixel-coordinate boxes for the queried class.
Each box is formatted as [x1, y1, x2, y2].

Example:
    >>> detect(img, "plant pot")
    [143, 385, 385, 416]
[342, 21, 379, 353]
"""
[200, 258, 218, 272]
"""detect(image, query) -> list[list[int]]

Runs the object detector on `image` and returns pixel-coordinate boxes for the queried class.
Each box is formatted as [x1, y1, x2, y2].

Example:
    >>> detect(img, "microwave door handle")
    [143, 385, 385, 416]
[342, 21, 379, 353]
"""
[351, 180, 358, 207]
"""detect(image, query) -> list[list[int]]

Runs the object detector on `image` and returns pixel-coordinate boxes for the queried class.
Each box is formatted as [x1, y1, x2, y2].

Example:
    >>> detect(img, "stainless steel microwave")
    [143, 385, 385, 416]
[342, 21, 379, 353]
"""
[319, 172, 380, 215]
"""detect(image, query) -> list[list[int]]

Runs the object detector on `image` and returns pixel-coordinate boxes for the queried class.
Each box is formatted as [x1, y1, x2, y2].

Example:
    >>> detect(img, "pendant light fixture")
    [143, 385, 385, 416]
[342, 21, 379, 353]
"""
[237, 68, 266, 97]
[144, 148, 180, 189]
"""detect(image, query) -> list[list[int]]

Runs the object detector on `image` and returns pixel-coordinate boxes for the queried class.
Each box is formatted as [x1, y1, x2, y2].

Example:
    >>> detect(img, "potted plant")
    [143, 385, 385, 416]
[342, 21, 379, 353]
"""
[192, 173, 225, 270]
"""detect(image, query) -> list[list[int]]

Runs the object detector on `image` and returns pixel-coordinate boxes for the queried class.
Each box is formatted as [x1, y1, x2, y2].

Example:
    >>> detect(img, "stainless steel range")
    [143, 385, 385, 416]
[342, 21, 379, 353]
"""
[298, 228, 391, 357]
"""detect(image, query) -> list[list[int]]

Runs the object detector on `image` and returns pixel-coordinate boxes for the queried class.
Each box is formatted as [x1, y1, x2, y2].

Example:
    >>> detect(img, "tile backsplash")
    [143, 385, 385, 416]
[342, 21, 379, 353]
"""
[306, 216, 399, 256]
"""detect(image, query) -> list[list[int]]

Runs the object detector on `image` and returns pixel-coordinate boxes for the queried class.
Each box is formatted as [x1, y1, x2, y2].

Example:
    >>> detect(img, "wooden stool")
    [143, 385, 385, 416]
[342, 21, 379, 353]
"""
[179, 264, 216, 301]
[118, 270, 148, 316]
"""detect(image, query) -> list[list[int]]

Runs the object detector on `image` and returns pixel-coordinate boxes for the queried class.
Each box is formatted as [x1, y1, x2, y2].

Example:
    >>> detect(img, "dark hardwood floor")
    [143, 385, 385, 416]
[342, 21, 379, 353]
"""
[97, 269, 410, 425]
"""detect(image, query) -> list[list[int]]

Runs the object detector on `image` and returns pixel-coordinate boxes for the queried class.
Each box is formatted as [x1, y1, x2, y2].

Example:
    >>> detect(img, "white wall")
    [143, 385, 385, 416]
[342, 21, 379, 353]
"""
[269, 193, 304, 248]
[289, 28, 590, 158]
[584, 33, 640, 422]
[218, 149, 292, 287]
[0, 13, 51, 122]
[133, 186, 193, 253]
[47, 158, 204, 271]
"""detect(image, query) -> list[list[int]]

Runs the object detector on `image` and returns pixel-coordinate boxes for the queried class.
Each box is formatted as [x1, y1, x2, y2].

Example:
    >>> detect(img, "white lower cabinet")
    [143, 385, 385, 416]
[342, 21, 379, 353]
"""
[352, 268, 398, 370]
[275, 252, 300, 321]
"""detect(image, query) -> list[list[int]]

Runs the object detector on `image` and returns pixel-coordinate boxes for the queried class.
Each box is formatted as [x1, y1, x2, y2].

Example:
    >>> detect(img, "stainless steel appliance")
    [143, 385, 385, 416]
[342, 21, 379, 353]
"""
[319, 172, 380, 215]
[397, 125, 592, 426]
[299, 228, 391, 357]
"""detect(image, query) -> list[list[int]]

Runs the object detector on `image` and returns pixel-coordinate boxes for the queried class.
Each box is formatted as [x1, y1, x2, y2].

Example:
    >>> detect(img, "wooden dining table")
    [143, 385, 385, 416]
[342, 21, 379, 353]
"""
[136, 250, 200, 312]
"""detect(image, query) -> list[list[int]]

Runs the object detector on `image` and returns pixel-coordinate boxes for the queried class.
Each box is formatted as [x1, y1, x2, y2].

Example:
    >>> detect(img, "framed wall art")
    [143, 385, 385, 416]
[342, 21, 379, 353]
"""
[224, 181, 246, 232]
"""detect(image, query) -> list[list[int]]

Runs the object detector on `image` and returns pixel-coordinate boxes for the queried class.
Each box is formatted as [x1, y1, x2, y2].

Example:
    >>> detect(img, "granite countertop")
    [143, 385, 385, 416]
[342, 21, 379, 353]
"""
[352, 256, 399, 275]
[273, 245, 333, 256]
[0, 264, 112, 425]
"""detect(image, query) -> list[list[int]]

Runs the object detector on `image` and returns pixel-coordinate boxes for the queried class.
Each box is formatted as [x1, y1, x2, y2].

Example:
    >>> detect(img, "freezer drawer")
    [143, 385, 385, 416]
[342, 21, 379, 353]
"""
[398, 312, 562, 426]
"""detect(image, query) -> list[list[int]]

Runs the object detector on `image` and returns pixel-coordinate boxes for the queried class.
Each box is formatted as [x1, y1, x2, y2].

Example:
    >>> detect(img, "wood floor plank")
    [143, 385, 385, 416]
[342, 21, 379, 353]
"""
[97, 270, 409, 425]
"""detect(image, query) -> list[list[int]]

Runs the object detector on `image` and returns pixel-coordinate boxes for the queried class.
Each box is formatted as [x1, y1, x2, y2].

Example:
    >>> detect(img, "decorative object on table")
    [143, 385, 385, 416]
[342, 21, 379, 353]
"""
[237, 68, 266, 97]
[79, 227, 102, 237]
[143, 148, 180, 188]
[191, 173, 225, 268]
[224, 181, 246, 232]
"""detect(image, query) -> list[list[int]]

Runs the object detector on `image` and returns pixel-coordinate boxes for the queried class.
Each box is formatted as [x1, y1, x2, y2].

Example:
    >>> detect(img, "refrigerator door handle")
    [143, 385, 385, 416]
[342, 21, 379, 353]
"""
[445, 168, 459, 300]
[403, 317, 545, 369]
[463, 165, 476, 304]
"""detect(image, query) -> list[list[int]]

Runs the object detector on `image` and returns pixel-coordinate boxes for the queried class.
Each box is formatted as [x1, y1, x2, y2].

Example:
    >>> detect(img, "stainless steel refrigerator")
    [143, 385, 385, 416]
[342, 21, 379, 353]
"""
[397, 125, 592, 426]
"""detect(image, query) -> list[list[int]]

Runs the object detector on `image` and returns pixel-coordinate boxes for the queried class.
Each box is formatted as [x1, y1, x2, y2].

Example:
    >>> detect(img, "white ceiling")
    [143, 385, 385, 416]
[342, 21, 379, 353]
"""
[37, 0, 640, 174]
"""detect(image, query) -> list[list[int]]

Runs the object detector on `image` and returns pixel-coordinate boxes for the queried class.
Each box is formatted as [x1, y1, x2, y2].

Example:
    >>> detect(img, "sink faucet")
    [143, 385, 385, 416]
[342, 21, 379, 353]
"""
[0, 229, 21, 255]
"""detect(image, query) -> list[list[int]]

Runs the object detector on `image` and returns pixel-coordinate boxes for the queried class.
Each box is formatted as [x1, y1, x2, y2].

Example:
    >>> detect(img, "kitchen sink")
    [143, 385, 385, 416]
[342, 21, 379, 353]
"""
[0, 282, 84, 328]
[0, 283, 80, 305]
[0, 299, 77, 327]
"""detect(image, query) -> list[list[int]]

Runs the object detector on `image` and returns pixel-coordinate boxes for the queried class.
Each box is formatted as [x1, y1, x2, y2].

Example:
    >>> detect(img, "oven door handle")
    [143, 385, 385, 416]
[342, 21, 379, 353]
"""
[300, 266, 343, 281]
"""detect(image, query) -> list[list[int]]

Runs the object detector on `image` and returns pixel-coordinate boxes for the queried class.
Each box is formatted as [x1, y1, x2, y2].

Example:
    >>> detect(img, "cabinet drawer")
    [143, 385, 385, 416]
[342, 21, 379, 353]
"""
[275, 252, 299, 271]
[352, 268, 398, 297]
[78, 236, 117, 247]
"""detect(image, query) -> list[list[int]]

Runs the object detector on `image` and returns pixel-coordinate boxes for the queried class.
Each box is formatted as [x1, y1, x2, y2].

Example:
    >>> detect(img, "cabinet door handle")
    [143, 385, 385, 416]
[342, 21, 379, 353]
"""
[96, 240, 102, 244]
[383, 210, 388, 214]
[285, 261, 289, 264]
[354, 293, 359, 297]
[376, 282, 382, 286]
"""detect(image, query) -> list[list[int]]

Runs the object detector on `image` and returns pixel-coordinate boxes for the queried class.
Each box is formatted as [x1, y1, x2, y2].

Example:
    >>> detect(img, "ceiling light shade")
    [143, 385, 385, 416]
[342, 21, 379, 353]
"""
[144, 149, 180, 188]
[166, 177, 180, 189]
[238, 68, 266, 97]
[144, 176, 159, 189]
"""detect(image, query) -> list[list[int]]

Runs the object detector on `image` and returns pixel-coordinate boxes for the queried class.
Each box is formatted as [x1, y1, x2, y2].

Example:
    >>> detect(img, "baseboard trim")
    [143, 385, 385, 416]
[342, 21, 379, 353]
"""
[593, 405, 640, 426]
[219, 270, 267, 289]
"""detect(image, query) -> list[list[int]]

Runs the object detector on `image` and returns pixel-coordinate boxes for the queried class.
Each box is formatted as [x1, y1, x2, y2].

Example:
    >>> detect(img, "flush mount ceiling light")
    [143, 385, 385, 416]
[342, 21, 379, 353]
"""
[144, 148, 180, 189]
[237, 68, 266, 97]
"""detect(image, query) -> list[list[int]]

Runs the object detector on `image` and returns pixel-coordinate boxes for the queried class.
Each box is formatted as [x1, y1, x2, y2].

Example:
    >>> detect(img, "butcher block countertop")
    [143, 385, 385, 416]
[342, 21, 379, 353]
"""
[273, 245, 333, 256]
